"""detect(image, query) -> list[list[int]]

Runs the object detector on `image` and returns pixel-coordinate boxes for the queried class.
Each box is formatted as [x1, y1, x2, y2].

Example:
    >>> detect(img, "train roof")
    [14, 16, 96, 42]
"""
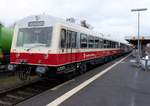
[16, 14, 128, 45]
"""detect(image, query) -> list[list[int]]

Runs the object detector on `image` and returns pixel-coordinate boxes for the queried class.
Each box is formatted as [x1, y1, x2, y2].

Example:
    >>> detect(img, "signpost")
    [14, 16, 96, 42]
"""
[131, 8, 147, 63]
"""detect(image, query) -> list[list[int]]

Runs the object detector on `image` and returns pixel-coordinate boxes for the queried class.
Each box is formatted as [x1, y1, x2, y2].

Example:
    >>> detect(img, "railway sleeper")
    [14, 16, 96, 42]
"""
[6, 94, 24, 100]
[0, 99, 13, 106]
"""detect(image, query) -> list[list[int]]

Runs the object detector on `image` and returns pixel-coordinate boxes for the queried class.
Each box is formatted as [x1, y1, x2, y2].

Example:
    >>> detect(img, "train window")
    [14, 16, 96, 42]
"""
[105, 40, 108, 48]
[112, 42, 115, 48]
[107, 40, 110, 48]
[99, 38, 103, 48]
[116, 42, 119, 48]
[66, 30, 77, 48]
[66, 31, 71, 48]
[103, 40, 106, 48]
[71, 31, 77, 48]
[60, 29, 66, 48]
[16, 27, 52, 47]
[110, 41, 112, 48]
[95, 37, 99, 48]
[16, 31, 23, 46]
[114, 42, 116, 48]
[109, 41, 111, 48]
[109, 41, 112, 48]
[80, 33, 87, 48]
[111, 42, 113, 48]
[88, 36, 94, 48]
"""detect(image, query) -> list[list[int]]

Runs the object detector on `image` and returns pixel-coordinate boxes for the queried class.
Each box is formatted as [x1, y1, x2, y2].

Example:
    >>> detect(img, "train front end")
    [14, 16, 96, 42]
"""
[10, 15, 58, 79]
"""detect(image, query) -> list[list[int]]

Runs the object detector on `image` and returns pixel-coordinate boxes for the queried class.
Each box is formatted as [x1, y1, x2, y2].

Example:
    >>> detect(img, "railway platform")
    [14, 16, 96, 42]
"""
[15, 54, 150, 106]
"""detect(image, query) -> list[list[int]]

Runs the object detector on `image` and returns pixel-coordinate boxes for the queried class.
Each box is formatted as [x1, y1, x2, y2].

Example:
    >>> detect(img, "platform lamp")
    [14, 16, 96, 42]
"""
[131, 8, 147, 63]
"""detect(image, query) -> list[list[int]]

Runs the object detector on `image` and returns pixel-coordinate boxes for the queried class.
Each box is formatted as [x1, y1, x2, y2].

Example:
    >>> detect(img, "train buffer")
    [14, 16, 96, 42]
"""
[15, 55, 150, 106]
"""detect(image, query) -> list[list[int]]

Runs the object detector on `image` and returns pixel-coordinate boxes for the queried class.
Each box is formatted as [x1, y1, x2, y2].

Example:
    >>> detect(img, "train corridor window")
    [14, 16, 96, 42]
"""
[95, 37, 99, 48]
[116, 43, 119, 48]
[80, 33, 87, 48]
[99, 38, 103, 48]
[113, 42, 115, 48]
[110, 41, 112, 48]
[107, 41, 111, 48]
[65, 30, 77, 48]
[71, 31, 77, 48]
[105, 40, 108, 48]
[111, 41, 113, 48]
[60, 29, 66, 48]
[88, 36, 94, 48]
[66, 31, 72, 48]
[108, 41, 111, 48]
[103, 40, 106, 48]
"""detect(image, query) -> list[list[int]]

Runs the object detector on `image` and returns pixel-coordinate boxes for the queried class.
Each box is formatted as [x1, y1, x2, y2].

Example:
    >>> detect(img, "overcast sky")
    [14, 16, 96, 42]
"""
[0, 0, 150, 42]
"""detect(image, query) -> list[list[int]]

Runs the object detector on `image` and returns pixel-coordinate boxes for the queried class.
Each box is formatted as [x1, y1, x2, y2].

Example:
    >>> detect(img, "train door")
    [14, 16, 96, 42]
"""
[60, 29, 77, 65]
[66, 30, 77, 64]
[66, 30, 71, 63]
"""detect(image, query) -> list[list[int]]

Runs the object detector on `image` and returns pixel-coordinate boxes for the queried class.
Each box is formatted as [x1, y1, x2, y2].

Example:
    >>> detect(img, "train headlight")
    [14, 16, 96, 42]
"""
[7, 64, 15, 71]
[38, 60, 42, 64]
[43, 54, 49, 59]
[16, 53, 20, 58]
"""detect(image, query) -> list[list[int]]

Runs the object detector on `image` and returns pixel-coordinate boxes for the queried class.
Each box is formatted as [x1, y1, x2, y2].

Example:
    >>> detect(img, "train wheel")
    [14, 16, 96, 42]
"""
[104, 57, 107, 63]
[78, 63, 87, 74]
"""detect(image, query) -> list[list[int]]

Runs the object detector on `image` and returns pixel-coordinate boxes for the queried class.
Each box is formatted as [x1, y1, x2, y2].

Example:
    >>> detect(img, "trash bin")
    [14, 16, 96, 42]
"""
[140, 56, 150, 71]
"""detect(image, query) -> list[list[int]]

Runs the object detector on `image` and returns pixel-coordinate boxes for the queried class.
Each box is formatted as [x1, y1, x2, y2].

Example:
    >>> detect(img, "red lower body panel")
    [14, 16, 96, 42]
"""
[10, 49, 121, 66]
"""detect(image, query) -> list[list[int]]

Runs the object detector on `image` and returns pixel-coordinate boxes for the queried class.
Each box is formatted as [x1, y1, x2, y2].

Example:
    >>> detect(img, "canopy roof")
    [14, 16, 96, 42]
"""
[125, 36, 150, 45]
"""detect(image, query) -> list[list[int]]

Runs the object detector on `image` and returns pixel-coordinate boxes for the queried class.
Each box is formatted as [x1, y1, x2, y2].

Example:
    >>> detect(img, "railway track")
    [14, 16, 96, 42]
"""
[0, 78, 66, 106]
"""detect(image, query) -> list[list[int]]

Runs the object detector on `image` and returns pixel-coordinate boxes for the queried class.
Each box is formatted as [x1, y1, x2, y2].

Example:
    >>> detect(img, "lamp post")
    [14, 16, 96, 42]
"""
[131, 8, 147, 63]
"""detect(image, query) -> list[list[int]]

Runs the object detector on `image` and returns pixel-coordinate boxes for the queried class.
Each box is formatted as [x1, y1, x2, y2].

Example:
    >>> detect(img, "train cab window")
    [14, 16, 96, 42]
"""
[80, 33, 87, 48]
[17, 27, 52, 47]
[95, 37, 99, 48]
[16, 31, 23, 46]
[88, 36, 94, 48]
[60, 29, 66, 48]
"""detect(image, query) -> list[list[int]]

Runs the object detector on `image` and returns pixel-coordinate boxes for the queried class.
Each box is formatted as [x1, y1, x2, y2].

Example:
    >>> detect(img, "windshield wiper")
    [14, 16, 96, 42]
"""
[26, 44, 46, 51]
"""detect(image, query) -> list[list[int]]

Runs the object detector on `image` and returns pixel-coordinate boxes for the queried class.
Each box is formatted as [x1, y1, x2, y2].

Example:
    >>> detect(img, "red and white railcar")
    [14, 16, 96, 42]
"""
[10, 15, 130, 78]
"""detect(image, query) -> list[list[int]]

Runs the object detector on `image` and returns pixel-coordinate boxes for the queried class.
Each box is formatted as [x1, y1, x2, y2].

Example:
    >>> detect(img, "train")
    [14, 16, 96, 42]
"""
[0, 24, 13, 69]
[9, 15, 131, 79]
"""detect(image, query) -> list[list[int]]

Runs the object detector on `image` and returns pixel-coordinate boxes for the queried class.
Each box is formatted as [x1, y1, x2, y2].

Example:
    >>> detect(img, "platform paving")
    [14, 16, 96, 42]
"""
[16, 55, 150, 106]
[60, 56, 150, 106]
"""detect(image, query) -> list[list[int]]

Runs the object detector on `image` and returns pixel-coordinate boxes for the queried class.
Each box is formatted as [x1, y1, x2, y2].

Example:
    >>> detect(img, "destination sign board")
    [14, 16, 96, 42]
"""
[28, 21, 44, 27]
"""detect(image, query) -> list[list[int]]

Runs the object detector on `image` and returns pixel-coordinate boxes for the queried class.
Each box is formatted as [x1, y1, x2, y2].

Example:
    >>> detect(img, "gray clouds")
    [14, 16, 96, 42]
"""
[0, 0, 149, 42]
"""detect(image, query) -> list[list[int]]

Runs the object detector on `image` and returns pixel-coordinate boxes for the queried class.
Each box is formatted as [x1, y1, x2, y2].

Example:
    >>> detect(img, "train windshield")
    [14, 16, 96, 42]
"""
[16, 27, 53, 47]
